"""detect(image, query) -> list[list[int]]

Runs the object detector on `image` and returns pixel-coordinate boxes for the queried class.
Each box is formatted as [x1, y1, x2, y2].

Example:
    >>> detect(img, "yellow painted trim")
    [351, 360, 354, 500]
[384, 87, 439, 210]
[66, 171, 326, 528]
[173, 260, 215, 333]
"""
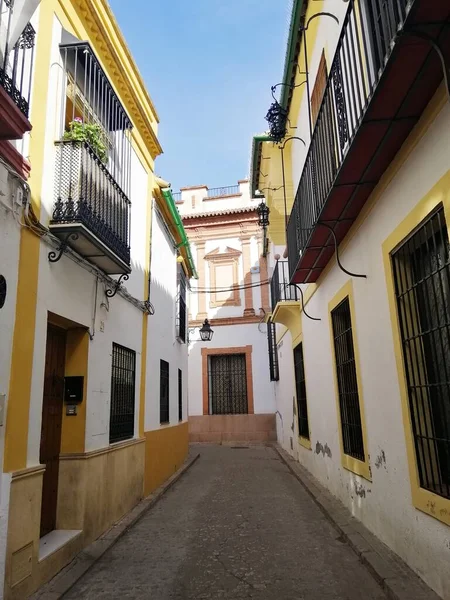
[4, 2, 55, 472]
[382, 169, 450, 527]
[61, 329, 90, 454]
[328, 281, 371, 481]
[299, 436, 312, 451]
[272, 301, 302, 346]
[276, 325, 289, 345]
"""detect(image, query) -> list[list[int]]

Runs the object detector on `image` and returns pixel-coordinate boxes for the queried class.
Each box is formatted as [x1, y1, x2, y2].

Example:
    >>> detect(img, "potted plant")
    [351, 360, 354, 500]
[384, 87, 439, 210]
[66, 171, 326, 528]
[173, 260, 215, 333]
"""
[63, 117, 108, 164]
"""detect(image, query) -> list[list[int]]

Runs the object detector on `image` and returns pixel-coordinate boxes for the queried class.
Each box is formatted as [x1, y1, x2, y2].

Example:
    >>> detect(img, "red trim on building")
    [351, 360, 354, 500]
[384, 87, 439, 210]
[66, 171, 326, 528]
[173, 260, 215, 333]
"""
[0, 141, 31, 180]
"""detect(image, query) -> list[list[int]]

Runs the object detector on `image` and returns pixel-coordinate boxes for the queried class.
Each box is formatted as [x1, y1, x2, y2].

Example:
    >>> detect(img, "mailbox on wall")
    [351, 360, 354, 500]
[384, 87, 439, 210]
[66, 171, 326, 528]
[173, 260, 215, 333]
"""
[64, 376, 84, 415]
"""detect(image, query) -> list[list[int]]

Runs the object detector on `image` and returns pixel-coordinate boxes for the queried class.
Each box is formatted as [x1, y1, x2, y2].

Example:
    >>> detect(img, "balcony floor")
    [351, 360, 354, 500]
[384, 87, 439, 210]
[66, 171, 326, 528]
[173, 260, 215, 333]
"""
[49, 222, 131, 275]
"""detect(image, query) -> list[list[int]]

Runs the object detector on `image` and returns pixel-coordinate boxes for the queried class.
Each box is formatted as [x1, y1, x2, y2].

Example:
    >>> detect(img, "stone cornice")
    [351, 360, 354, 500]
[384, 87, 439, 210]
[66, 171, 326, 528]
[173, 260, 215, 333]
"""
[70, 0, 163, 160]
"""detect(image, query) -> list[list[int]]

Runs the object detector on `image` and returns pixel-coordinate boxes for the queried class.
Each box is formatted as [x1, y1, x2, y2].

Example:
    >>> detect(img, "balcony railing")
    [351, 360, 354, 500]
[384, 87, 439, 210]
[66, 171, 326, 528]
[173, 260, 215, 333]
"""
[206, 185, 240, 198]
[50, 141, 131, 273]
[271, 260, 299, 308]
[172, 191, 182, 202]
[286, 0, 439, 283]
[0, 0, 35, 137]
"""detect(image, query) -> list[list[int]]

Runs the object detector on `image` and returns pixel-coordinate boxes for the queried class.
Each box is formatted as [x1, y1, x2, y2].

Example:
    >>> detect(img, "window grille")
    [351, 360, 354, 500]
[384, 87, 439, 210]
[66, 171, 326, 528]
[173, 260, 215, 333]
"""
[109, 343, 136, 444]
[392, 207, 450, 499]
[59, 40, 132, 195]
[178, 369, 183, 422]
[208, 354, 248, 415]
[293, 343, 309, 439]
[160, 359, 170, 424]
[267, 319, 279, 382]
[331, 298, 365, 461]
[176, 264, 187, 343]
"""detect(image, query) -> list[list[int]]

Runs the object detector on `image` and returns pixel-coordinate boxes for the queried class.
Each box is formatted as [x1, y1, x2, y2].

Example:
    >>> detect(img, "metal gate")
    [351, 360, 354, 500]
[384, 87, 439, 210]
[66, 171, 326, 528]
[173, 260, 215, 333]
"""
[208, 354, 248, 414]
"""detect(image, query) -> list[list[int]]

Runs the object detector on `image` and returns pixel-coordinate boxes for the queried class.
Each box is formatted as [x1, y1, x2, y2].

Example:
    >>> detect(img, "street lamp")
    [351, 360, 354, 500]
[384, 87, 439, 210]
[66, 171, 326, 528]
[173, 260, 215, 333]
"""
[188, 319, 214, 343]
[257, 201, 270, 228]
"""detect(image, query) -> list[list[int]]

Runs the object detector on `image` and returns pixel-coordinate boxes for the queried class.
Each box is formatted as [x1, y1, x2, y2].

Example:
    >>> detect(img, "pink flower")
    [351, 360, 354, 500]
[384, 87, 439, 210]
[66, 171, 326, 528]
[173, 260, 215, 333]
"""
[73, 117, 83, 123]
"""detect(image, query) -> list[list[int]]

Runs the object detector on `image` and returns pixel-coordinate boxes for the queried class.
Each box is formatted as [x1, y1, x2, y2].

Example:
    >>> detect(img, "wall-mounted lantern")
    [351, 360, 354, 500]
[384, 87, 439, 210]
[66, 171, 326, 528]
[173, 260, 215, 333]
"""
[257, 200, 270, 228]
[188, 319, 214, 343]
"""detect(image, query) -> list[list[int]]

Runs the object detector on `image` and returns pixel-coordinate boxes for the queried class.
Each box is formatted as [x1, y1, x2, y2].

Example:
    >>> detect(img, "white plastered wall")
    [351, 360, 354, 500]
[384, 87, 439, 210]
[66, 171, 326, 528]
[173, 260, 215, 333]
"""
[145, 205, 188, 430]
[188, 322, 276, 417]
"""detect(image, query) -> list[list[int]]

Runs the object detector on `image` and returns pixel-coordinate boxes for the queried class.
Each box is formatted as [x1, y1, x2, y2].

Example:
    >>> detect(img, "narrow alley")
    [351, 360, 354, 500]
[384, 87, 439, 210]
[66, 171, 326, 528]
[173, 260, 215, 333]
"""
[64, 446, 387, 600]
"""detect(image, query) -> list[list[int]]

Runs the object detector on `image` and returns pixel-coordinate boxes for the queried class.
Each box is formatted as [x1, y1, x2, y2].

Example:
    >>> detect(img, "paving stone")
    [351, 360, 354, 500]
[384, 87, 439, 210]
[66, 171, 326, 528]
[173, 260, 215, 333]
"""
[65, 445, 388, 600]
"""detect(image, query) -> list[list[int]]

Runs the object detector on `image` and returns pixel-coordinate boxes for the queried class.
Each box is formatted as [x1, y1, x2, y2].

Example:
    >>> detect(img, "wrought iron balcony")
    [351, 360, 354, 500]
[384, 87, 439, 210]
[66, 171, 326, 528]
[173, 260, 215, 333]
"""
[206, 185, 240, 198]
[50, 141, 131, 274]
[287, 0, 450, 283]
[0, 0, 35, 138]
[270, 260, 299, 309]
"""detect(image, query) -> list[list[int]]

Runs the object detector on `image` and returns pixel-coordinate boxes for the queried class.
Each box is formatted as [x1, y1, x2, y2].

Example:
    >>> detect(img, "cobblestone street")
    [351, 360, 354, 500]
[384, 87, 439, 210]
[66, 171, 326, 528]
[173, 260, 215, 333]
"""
[65, 445, 387, 599]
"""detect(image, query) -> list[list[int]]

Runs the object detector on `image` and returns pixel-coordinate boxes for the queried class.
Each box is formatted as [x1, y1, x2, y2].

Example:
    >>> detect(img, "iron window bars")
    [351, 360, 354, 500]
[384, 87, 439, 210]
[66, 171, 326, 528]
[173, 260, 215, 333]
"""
[392, 207, 450, 500]
[176, 265, 187, 343]
[160, 359, 170, 424]
[178, 368, 183, 422]
[0, 0, 35, 118]
[267, 318, 280, 382]
[287, 0, 409, 280]
[51, 41, 132, 266]
[331, 297, 365, 461]
[270, 260, 299, 309]
[293, 343, 309, 440]
[208, 354, 248, 415]
[109, 343, 136, 444]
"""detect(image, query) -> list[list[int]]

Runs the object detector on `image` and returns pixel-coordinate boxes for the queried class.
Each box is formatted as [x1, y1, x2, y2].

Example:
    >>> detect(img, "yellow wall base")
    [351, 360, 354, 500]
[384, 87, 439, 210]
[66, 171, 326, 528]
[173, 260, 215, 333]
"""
[144, 422, 189, 497]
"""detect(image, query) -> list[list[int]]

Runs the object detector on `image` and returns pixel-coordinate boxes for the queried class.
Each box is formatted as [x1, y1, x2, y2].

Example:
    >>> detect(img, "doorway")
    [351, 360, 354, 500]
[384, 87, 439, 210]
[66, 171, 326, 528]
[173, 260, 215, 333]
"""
[208, 354, 248, 415]
[40, 324, 66, 538]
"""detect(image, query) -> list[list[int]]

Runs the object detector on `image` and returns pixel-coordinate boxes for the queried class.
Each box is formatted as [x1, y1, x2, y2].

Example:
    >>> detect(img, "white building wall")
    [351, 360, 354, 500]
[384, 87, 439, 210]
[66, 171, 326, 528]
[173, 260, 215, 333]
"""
[145, 206, 188, 430]
[188, 322, 276, 417]
[275, 96, 450, 597]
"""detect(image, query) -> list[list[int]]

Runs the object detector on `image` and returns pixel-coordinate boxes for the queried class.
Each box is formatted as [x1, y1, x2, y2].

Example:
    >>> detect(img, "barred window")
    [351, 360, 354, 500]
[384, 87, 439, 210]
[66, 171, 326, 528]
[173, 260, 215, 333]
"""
[267, 319, 279, 382]
[392, 207, 450, 499]
[331, 298, 365, 461]
[160, 359, 170, 424]
[178, 368, 183, 422]
[176, 264, 187, 343]
[109, 343, 136, 444]
[293, 343, 309, 440]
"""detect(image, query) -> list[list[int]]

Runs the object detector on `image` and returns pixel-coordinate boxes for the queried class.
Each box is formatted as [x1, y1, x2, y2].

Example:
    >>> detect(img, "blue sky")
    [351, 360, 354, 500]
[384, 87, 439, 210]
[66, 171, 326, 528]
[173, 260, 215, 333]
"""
[108, 0, 289, 191]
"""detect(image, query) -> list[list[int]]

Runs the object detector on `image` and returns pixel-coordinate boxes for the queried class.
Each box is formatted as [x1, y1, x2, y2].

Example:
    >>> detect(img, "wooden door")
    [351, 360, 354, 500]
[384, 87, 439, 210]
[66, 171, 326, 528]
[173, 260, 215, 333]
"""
[40, 325, 66, 538]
